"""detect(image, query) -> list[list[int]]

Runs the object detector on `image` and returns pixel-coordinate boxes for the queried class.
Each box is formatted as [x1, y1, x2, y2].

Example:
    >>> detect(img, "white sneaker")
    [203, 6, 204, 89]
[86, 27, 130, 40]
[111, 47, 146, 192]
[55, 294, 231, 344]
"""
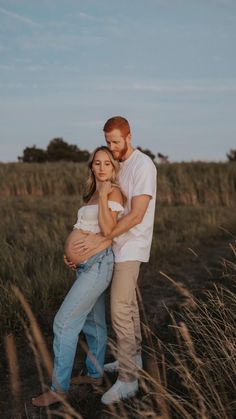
[101, 379, 138, 405]
[104, 354, 143, 373]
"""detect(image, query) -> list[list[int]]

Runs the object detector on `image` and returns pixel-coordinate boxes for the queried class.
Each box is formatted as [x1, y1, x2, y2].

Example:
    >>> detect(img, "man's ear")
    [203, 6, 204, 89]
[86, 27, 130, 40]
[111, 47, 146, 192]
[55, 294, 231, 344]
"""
[126, 133, 131, 145]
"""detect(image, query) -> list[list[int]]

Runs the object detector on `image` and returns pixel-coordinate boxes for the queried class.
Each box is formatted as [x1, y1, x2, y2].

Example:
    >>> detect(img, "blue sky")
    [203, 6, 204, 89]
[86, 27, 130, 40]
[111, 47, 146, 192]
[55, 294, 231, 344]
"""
[0, 0, 236, 162]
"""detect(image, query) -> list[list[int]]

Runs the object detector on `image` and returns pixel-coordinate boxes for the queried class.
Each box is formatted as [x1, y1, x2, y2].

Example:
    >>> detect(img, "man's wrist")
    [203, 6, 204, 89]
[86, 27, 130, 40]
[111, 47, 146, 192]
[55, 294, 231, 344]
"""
[104, 231, 113, 241]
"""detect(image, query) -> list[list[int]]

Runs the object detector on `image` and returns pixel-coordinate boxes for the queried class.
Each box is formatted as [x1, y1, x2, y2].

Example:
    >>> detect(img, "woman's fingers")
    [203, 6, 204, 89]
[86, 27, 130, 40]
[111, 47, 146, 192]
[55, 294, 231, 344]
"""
[63, 255, 76, 270]
[63, 254, 70, 265]
[98, 180, 112, 196]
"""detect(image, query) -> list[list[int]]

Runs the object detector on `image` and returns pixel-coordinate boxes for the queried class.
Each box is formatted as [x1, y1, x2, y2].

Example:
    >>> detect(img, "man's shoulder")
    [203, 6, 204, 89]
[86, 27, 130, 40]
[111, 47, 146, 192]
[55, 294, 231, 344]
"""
[132, 149, 157, 171]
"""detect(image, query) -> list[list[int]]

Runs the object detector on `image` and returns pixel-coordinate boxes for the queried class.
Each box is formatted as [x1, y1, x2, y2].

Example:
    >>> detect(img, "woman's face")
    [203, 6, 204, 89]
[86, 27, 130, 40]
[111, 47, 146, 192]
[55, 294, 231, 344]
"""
[92, 150, 114, 182]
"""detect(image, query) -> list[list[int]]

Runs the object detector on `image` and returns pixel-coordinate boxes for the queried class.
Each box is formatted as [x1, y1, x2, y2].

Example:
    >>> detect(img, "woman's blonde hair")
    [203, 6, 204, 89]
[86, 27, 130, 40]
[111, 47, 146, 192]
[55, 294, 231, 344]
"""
[83, 146, 120, 203]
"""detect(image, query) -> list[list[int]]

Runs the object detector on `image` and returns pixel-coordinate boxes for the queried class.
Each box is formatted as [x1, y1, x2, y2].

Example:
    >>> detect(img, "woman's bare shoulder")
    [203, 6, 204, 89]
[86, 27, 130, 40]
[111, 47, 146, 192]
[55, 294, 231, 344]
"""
[108, 185, 124, 205]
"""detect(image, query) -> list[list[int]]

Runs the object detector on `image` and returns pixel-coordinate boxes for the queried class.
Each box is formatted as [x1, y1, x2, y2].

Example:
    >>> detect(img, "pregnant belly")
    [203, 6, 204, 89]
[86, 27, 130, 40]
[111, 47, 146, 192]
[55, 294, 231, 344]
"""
[65, 229, 90, 265]
[65, 228, 111, 265]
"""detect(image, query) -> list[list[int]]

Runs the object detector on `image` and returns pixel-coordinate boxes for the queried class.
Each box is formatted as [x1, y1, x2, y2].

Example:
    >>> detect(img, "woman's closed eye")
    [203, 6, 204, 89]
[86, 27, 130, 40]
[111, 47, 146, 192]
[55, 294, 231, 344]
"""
[94, 161, 111, 166]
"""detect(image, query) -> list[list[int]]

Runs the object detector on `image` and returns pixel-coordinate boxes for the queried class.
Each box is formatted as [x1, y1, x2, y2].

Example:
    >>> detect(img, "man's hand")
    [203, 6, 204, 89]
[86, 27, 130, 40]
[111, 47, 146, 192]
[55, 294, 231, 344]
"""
[63, 254, 76, 270]
[71, 233, 107, 255]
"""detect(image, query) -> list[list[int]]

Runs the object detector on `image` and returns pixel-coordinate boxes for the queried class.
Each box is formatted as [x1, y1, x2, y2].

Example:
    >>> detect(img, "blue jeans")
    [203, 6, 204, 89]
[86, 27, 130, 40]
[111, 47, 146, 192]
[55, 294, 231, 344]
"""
[51, 247, 114, 392]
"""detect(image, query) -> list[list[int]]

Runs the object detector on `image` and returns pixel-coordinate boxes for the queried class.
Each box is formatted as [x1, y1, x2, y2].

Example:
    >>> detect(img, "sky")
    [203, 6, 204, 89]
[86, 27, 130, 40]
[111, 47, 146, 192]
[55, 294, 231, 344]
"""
[0, 0, 236, 163]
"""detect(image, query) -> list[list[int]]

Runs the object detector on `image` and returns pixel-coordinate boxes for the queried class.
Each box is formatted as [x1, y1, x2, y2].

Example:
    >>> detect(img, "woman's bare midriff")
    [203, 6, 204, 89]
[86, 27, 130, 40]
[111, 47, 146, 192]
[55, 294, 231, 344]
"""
[64, 228, 112, 266]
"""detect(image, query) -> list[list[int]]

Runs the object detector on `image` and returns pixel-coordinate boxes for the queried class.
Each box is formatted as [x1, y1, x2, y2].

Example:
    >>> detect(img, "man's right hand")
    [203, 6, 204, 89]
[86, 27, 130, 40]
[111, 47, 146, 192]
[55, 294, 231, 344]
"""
[63, 255, 76, 270]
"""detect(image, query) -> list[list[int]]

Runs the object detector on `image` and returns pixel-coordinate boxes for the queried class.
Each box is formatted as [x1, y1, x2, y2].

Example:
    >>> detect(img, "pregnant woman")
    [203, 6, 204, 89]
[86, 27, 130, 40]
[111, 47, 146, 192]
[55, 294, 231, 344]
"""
[32, 146, 124, 407]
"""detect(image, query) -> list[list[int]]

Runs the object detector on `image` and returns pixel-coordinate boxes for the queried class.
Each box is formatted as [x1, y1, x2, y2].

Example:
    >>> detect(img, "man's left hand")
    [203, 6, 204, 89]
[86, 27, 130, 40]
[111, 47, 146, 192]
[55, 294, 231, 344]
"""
[71, 233, 105, 255]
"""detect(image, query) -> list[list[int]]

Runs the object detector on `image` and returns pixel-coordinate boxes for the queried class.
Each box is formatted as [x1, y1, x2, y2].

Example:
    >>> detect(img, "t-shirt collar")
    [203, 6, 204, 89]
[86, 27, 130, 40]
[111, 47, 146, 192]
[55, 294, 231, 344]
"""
[120, 148, 138, 165]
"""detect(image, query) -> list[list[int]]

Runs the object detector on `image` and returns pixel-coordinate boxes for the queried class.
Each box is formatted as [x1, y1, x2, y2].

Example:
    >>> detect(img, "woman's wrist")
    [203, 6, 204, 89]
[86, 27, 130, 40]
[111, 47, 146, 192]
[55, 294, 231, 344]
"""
[99, 192, 108, 200]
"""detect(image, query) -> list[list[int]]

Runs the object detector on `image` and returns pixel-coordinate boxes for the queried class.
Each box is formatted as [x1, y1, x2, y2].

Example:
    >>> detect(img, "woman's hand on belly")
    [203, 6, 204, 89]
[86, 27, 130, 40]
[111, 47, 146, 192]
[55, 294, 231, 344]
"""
[63, 254, 76, 270]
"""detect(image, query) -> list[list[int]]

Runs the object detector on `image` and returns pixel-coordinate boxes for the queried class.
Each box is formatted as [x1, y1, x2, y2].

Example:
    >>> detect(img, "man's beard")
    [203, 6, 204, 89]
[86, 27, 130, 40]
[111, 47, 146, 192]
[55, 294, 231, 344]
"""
[115, 140, 128, 162]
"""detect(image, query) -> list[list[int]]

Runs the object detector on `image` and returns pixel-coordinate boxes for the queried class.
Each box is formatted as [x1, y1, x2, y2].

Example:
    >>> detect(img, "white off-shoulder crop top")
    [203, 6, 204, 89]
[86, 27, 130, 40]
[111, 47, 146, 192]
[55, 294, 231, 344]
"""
[73, 200, 124, 233]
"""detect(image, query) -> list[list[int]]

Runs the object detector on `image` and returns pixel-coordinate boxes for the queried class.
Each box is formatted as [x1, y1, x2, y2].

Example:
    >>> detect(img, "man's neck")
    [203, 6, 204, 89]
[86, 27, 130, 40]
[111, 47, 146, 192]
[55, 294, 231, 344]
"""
[121, 146, 135, 162]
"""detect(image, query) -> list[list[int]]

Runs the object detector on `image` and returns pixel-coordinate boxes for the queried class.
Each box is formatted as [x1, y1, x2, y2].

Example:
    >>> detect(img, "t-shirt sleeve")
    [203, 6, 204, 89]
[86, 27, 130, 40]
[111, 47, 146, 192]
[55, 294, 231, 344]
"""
[132, 161, 157, 198]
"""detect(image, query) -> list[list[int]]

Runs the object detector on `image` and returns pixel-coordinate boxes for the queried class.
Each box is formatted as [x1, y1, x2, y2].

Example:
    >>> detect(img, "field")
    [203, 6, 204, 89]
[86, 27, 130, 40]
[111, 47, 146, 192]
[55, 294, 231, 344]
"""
[0, 161, 236, 418]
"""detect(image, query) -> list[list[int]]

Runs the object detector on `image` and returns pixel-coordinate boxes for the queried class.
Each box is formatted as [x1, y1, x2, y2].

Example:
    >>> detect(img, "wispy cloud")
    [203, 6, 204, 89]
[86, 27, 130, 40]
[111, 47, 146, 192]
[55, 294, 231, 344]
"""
[69, 119, 104, 128]
[27, 65, 44, 72]
[68, 10, 119, 26]
[0, 44, 9, 52]
[76, 11, 96, 21]
[133, 81, 236, 93]
[210, 0, 234, 4]
[0, 82, 24, 89]
[0, 63, 14, 70]
[45, 20, 68, 29]
[97, 79, 236, 94]
[0, 6, 41, 28]
[16, 32, 104, 51]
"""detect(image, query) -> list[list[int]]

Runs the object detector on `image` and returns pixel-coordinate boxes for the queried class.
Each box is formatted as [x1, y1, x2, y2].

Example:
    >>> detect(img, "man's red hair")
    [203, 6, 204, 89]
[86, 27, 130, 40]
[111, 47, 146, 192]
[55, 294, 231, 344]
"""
[103, 116, 131, 138]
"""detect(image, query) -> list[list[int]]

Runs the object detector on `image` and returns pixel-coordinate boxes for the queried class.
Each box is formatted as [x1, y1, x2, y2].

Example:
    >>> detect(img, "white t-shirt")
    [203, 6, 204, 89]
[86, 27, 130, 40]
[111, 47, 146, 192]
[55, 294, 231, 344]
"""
[113, 149, 157, 263]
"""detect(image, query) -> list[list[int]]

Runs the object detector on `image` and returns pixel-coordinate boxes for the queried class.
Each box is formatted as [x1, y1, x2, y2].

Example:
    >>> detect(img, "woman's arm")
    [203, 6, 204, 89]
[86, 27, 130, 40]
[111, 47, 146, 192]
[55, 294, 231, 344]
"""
[98, 183, 124, 237]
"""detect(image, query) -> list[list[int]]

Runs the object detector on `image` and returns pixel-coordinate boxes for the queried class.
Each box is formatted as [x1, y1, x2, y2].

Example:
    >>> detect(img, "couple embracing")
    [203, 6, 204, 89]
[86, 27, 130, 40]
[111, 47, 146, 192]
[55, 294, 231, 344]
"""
[32, 116, 157, 407]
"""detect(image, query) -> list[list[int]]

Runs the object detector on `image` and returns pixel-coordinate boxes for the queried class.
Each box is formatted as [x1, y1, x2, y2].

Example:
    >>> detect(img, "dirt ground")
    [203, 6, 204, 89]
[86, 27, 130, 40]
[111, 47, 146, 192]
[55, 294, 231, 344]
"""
[0, 235, 234, 419]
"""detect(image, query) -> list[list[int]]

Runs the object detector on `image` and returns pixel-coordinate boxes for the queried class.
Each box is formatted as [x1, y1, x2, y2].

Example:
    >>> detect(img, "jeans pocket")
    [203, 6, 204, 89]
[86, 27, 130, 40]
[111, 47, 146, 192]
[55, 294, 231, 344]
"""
[77, 259, 97, 273]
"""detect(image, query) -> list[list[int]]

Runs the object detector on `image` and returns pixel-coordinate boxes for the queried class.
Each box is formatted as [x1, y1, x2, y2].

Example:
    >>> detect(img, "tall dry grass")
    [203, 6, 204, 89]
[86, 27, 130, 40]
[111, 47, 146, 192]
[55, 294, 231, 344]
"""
[0, 161, 87, 197]
[104, 247, 236, 419]
[0, 161, 235, 206]
[157, 161, 236, 206]
[7, 287, 83, 419]
[6, 247, 236, 418]
[1, 161, 235, 417]
[0, 195, 235, 337]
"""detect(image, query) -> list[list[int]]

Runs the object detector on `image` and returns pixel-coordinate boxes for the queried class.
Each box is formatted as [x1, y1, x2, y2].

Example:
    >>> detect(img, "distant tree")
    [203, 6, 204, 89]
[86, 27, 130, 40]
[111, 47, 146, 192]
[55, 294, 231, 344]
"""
[76, 148, 90, 162]
[18, 145, 47, 163]
[47, 138, 90, 162]
[18, 138, 90, 163]
[157, 152, 169, 164]
[137, 146, 155, 161]
[226, 149, 236, 162]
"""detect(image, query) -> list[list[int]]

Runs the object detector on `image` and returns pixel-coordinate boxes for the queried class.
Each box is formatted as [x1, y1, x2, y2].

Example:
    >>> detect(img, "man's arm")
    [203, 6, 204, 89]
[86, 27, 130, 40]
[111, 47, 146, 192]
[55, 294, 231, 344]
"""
[73, 194, 151, 255]
[105, 194, 151, 239]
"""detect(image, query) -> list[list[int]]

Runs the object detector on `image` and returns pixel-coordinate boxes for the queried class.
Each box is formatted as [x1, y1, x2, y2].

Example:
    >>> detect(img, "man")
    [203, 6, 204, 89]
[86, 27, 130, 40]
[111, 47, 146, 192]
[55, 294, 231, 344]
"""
[75, 116, 157, 404]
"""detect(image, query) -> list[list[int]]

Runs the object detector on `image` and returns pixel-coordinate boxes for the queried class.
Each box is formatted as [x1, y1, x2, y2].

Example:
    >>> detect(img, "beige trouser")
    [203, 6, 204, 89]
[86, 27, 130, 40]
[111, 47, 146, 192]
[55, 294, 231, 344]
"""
[110, 261, 142, 381]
